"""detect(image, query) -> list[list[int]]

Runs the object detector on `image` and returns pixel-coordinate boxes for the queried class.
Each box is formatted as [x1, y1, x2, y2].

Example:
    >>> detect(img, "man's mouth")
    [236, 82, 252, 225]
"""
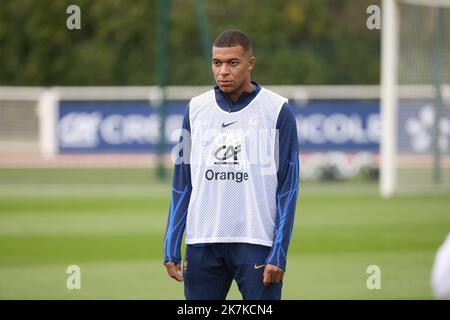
[219, 80, 232, 87]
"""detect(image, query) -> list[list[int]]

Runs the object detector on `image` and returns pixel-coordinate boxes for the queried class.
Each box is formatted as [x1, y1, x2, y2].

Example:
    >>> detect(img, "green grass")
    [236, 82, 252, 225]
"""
[0, 168, 449, 299]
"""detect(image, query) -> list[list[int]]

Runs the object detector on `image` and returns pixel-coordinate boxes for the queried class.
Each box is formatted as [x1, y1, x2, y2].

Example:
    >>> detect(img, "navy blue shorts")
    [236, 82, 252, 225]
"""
[183, 243, 282, 300]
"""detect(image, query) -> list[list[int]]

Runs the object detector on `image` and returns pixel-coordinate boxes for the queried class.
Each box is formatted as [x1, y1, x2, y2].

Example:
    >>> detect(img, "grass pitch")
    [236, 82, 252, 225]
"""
[0, 168, 449, 299]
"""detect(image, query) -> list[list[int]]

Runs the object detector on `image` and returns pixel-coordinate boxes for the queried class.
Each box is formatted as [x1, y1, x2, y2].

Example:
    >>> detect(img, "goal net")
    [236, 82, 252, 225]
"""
[381, 0, 450, 196]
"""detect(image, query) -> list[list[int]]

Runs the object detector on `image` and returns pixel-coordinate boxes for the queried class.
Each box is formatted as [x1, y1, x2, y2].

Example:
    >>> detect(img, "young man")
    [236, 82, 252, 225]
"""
[163, 29, 299, 300]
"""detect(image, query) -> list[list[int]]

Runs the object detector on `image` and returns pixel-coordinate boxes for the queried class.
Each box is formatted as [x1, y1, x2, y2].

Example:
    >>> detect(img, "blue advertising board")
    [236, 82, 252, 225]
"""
[57, 98, 450, 154]
[293, 100, 379, 151]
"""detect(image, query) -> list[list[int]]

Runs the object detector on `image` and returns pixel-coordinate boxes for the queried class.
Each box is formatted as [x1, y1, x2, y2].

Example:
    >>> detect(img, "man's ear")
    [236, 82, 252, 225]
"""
[248, 56, 255, 71]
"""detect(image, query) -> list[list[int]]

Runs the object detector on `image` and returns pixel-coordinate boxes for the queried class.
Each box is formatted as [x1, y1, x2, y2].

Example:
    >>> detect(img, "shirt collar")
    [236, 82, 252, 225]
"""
[214, 81, 261, 105]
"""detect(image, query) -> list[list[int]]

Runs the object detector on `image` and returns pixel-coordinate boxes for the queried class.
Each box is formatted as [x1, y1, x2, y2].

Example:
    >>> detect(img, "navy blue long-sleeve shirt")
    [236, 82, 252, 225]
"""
[164, 82, 299, 270]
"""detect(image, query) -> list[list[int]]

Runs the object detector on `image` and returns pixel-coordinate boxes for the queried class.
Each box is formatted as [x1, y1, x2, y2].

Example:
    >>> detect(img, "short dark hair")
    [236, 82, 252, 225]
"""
[213, 29, 252, 53]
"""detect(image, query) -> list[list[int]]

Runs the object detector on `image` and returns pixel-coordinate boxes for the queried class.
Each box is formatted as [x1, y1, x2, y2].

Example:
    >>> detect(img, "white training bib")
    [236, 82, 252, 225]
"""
[186, 87, 287, 247]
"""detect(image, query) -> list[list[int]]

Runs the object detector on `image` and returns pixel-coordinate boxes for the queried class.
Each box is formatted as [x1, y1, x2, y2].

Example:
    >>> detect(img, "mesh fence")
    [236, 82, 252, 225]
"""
[397, 1, 450, 192]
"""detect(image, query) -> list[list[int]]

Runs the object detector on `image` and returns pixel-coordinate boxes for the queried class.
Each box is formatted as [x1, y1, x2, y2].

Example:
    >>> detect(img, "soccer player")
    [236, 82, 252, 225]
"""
[163, 29, 299, 300]
[431, 232, 450, 299]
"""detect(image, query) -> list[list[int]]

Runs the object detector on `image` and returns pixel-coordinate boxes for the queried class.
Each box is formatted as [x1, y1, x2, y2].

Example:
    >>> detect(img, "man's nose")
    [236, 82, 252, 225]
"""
[219, 64, 230, 75]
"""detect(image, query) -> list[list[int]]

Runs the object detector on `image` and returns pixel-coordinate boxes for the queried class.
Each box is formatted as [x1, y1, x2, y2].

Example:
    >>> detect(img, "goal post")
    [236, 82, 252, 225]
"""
[380, 0, 399, 197]
[37, 89, 59, 158]
[380, 0, 450, 197]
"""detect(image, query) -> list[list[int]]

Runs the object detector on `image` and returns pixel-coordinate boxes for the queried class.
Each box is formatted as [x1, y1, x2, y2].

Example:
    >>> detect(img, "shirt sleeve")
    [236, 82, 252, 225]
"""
[163, 104, 192, 264]
[265, 101, 300, 270]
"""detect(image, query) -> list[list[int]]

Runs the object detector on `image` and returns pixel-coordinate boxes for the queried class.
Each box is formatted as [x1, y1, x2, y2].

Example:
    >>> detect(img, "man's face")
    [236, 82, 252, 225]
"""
[212, 45, 255, 95]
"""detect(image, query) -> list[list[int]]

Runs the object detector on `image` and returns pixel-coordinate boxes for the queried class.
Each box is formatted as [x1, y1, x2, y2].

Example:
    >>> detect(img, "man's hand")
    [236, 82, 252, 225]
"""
[164, 261, 184, 282]
[263, 264, 284, 287]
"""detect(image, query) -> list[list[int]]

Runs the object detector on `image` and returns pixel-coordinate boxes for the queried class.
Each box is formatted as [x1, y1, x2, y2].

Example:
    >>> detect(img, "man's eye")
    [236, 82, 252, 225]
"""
[213, 61, 221, 65]
[230, 61, 239, 65]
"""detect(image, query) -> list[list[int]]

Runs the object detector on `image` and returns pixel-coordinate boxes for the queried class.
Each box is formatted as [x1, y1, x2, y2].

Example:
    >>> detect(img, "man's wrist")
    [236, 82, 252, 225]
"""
[265, 260, 286, 271]
[164, 258, 181, 264]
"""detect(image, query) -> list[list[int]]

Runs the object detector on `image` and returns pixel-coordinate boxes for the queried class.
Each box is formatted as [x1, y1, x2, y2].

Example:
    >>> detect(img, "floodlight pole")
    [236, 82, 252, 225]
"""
[431, 8, 444, 185]
[155, 0, 171, 180]
[194, 0, 215, 84]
